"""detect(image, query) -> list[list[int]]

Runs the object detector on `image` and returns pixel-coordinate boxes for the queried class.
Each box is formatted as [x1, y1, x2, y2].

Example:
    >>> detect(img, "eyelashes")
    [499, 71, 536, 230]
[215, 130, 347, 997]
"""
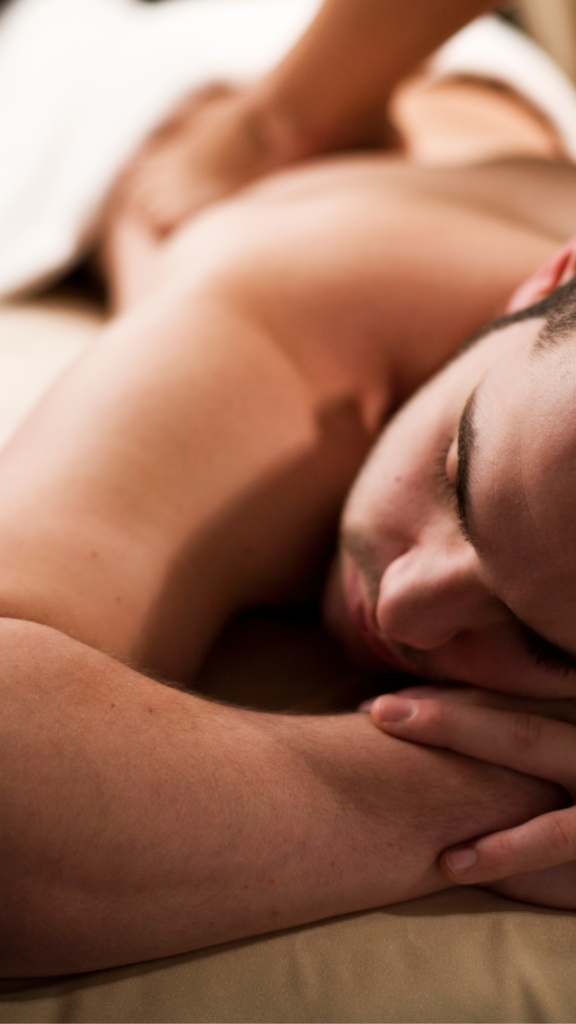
[433, 440, 576, 679]
[433, 438, 458, 507]
[517, 622, 576, 678]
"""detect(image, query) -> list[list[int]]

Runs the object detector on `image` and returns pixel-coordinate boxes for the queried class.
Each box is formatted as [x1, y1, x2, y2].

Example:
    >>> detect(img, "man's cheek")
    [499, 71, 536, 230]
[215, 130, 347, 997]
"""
[430, 630, 556, 697]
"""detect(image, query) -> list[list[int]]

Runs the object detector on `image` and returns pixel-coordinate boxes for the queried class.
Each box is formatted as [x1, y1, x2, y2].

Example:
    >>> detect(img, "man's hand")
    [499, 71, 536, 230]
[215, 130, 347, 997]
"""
[369, 686, 576, 908]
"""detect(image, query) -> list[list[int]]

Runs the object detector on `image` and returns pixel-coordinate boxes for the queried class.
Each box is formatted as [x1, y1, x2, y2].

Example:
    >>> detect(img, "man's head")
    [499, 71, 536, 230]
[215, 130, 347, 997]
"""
[324, 240, 576, 697]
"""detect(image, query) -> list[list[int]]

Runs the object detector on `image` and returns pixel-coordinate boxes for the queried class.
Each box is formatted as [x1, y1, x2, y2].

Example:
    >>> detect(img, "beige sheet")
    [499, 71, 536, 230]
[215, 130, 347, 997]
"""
[519, 0, 576, 83]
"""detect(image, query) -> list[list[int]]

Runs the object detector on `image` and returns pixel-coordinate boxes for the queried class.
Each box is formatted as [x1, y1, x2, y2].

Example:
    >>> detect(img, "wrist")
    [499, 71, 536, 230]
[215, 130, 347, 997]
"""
[240, 80, 338, 166]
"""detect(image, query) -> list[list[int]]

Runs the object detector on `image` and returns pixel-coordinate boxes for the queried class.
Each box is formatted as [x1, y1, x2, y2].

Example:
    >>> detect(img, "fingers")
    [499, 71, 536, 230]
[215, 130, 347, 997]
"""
[358, 684, 489, 713]
[370, 695, 576, 790]
[395, 684, 469, 700]
[490, 858, 576, 909]
[377, 685, 576, 721]
[370, 694, 576, 888]
[115, 86, 245, 235]
[357, 684, 459, 712]
[440, 807, 576, 886]
[357, 684, 460, 712]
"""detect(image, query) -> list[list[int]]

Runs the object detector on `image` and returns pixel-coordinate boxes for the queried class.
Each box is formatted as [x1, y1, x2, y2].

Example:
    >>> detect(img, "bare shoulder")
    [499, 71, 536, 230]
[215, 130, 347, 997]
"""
[158, 154, 558, 406]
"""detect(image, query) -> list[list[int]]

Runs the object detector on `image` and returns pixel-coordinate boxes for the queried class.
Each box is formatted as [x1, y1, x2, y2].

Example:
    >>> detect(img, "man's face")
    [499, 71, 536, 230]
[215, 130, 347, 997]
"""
[324, 315, 576, 697]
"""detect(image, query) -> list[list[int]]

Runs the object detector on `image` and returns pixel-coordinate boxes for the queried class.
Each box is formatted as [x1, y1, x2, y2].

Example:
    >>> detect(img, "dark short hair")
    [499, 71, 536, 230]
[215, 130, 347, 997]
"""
[480, 274, 576, 352]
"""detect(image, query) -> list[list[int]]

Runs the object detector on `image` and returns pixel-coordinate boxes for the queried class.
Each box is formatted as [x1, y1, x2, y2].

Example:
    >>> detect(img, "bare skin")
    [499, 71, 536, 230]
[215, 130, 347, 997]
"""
[117, 0, 499, 233]
[9, 155, 571, 678]
[1, 149, 576, 975]
[3, 618, 562, 976]
[4, 43, 576, 974]
[372, 684, 576, 907]
[360, 237, 576, 905]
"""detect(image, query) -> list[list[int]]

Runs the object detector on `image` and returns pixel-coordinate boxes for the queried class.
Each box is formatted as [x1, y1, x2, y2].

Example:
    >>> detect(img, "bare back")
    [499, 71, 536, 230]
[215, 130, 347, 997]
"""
[0, 154, 572, 682]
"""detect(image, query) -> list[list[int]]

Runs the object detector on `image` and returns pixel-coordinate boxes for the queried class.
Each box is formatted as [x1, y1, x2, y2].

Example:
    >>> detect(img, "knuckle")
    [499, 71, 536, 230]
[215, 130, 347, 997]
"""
[480, 829, 517, 874]
[494, 830, 515, 859]
[419, 698, 454, 738]
[540, 814, 576, 856]
[510, 710, 543, 751]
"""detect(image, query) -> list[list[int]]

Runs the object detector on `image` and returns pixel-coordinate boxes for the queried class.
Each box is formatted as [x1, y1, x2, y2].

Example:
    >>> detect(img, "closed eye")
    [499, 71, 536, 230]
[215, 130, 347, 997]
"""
[516, 620, 576, 678]
[433, 438, 457, 507]
[434, 442, 576, 678]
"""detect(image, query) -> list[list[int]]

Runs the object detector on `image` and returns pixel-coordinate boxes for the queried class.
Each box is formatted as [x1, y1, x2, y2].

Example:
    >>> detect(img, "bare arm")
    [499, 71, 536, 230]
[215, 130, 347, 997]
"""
[1, 160, 564, 976]
[370, 686, 576, 909]
[120, 0, 499, 231]
[256, 0, 500, 151]
[0, 618, 562, 977]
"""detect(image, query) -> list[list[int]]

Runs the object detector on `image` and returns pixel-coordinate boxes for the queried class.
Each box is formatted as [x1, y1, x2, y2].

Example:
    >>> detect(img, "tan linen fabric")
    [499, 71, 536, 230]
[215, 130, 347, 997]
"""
[519, 0, 576, 83]
[1, 299, 575, 1024]
[0, 291, 102, 445]
[1, 889, 575, 1024]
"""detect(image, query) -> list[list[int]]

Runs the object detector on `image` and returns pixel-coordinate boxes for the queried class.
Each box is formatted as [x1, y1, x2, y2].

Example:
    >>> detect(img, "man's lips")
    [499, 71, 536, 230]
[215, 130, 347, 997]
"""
[344, 559, 410, 673]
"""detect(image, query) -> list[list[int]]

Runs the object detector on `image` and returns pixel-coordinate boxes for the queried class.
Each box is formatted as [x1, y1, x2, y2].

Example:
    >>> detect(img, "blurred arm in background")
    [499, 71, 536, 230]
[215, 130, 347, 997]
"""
[120, 0, 498, 233]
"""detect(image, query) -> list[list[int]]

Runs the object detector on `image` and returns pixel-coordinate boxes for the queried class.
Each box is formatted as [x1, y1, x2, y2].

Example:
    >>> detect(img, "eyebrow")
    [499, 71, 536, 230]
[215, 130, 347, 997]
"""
[455, 390, 576, 674]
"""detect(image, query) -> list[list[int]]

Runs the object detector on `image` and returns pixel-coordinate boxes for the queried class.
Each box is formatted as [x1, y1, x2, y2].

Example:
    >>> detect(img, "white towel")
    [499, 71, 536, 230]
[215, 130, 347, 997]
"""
[0, 0, 321, 297]
[2, 4, 576, 299]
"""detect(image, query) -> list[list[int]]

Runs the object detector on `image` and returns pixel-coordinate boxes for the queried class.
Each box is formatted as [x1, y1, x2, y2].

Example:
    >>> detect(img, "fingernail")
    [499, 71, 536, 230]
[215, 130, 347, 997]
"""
[372, 695, 415, 724]
[445, 847, 478, 873]
[358, 699, 376, 713]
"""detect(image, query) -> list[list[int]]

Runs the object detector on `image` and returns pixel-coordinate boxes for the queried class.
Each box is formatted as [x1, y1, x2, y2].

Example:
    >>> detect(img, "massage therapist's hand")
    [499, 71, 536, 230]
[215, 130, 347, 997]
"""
[116, 78, 394, 235]
[369, 686, 576, 909]
[116, 0, 494, 234]
[115, 83, 312, 235]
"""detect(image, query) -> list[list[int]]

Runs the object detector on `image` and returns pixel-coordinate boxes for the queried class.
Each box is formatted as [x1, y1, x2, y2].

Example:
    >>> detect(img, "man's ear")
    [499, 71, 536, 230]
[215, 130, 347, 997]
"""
[505, 237, 576, 314]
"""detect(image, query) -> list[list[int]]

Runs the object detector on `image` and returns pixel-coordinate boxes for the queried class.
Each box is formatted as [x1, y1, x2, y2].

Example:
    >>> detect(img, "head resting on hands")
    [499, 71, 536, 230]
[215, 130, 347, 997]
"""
[324, 238, 576, 698]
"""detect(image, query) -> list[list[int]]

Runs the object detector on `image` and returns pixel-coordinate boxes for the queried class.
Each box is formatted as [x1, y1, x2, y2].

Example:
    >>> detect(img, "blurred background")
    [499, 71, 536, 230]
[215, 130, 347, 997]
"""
[516, 0, 576, 82]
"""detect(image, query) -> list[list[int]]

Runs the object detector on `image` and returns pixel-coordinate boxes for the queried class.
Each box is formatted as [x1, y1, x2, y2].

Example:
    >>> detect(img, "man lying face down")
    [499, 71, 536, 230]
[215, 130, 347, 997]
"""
[2, 145, 576, 977]
[3, 0, 568, 986]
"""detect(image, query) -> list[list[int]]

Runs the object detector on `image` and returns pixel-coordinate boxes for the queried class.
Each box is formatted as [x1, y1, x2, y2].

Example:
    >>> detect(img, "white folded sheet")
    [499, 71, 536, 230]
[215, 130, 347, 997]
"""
[0, 0, 321, 297]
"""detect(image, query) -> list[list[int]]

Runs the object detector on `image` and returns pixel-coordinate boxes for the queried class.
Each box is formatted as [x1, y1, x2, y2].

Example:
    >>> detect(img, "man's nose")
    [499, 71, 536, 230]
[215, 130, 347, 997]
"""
[375, 543, 497, 651]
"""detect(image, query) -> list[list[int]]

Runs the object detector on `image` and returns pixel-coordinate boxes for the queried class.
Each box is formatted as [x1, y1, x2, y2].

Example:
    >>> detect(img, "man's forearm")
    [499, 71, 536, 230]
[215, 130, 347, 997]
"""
[116, 0, 501, 231]
[254, 0, 500, 154]
[0, 618, 562, 977]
